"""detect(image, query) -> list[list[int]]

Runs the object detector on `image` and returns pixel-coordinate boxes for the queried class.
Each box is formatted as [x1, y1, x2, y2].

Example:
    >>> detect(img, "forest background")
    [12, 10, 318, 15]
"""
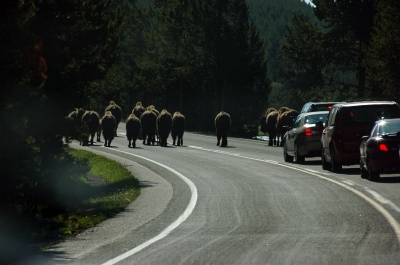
[1, 0, 400, 236]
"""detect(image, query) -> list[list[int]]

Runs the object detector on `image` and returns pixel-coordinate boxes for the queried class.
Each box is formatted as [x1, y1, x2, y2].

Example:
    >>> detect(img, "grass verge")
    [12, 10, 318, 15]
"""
[0, 148, 140, 263]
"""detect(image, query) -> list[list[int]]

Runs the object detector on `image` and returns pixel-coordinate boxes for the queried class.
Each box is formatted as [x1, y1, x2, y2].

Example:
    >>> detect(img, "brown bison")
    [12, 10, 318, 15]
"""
[132, 102, 145, 120]
[171, 112, 186, 146]
[266, 110, 279, 146]
[132, 102, 145, 140]
[215, 111, 231, 147]
[65, 108, 86, 143]
[140, 110, 157, 145]
[147, 105, 160, 144]
[260, 107, 277, 134]
[276, 109, 299, 147]
[125, 114, 141, 148]
[157, 109, 173, 147]
[105, 101, 122, 137]
[81, 110, 100, 145]
[101, 111, 116, 147]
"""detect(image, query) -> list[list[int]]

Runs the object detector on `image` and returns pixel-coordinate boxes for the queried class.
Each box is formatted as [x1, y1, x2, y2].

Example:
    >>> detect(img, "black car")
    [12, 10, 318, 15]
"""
[360, 118, 400, 181]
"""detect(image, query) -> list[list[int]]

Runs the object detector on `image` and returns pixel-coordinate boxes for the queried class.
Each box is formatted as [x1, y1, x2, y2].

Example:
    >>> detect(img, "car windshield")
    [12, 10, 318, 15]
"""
[305, 113, 328, 124]
[342, 105, 400, 126]
[378, 121, 400, 135]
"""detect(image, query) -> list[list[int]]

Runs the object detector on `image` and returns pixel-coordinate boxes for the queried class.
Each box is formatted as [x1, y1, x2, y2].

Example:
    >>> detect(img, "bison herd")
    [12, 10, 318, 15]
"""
[259, 107, 299, 146]
[68, 101, 235, 148]
[67, 101, 294, 149]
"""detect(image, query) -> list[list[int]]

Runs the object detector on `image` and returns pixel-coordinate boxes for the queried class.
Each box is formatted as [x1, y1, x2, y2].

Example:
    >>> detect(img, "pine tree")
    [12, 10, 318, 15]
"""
[365, 0, 400, 101]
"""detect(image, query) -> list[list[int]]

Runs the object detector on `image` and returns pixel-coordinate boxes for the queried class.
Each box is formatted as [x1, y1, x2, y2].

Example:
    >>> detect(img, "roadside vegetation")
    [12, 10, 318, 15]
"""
[0, 148, 140, 263]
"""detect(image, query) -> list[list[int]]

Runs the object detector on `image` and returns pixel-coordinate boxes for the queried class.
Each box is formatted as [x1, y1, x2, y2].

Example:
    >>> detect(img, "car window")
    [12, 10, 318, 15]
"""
[292, 115, 302, 128]
[312, 105, 333, 112]
[378, 121, 400, 135]
[301, 104, 310, 113]
[305, 113, 328, 124]
[327, 108, 337, 126]
[370, 124, 378, 137]
[342, 105, 400, 126]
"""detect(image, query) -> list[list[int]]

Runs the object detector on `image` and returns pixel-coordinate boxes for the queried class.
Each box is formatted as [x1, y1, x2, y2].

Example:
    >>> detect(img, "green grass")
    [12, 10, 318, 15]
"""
[0, 148, 140, 259]
[46, 149, 141, 240]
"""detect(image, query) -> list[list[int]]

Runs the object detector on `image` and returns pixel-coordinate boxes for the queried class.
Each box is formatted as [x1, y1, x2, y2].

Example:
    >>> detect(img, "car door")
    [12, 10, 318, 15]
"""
[286, 115, 302, 154]
[322, 107, 338, 161]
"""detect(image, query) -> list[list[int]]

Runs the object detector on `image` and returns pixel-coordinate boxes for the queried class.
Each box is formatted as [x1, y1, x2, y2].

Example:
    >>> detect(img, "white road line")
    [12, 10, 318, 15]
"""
[188, 144, 400, 245]
[101, 149, 198, 265]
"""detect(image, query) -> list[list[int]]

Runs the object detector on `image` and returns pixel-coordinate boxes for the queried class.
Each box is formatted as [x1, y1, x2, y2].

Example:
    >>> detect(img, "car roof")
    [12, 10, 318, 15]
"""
[333, 101, 399, 108]
[376, 118, 400, 124]
[304, 102, 342, 105]
[302, 110, 329, 116]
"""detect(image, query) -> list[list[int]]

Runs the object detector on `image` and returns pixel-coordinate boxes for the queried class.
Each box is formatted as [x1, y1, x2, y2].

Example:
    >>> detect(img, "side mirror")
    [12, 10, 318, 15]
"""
[361, 135, 369, 141]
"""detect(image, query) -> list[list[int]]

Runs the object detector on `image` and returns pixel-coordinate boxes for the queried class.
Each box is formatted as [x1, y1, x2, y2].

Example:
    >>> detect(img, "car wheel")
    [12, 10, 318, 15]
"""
[330, 149, 342, 172]
[368, 158, 380, 181]
[321, 148, 330, 170]
[294, 144, 305, 164]
[284, 143, 293, 162]
[360, 159, 368, 179]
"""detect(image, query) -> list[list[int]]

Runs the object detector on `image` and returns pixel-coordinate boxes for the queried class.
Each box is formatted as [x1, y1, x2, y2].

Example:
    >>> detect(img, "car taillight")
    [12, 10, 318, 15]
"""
[305, 128, 313, 136]
[379, 143, 389, 151]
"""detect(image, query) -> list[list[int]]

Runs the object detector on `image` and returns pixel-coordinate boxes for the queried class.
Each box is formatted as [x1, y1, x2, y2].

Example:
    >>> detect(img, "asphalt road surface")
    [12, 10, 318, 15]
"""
[16, 123, 400, 264]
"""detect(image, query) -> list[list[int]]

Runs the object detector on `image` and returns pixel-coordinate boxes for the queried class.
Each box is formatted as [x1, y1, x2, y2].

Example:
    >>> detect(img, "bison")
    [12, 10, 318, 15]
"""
[215, 111, 231, 147]
[132, 102, 145, 140]
[147, 105, 160, 144]
[81, 110, 100, 145]
[276, 109, 299, 147]
[125, 114, 141, 148]
[260, 107, 277, 134]
[157, 109, 173, 147]
[171, 112, 185, 146]
[140, 110, 157, 145]
[65, 108, 86, 143]
[101, 111, 116, 147]
[132, 102, 145, 120]
[266, 110, 279, 146]
[105, 101, 122, 137]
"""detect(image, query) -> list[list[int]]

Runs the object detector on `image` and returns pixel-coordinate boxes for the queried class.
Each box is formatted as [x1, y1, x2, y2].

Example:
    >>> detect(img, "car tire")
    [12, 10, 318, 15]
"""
[330, 149, 342, 172]
[360, 159, 368, 179]
[368, 158, 380, 181]
[284, 143, 293, 162]
[321, 148, 330, 170]
[294, 144, 305, 164]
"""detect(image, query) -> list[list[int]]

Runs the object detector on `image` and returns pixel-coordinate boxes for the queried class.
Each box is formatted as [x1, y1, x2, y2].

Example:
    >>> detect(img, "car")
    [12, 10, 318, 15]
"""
[300, 102, 343, 114]
[283, 111, 329, 163]
[321, 101, 400, 172]
[360, 118, 400, 181]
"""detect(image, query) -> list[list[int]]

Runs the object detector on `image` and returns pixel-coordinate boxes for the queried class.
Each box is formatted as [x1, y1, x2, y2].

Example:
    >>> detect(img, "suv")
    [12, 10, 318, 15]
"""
[300, 102, 343, 114]
[321, 101, 400, 172]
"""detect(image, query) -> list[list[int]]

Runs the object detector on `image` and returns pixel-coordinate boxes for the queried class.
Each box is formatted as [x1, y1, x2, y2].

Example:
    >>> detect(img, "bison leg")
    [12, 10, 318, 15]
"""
[180, 138, 183, 146]
[216, 132, 221, 146]
[221, 137, 227, 147]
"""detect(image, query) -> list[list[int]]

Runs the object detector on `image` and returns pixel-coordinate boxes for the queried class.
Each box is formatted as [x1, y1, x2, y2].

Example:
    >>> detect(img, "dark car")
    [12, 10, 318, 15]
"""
[321, 101, 400, 172]
[283, 111, 328, 163]
[360, 118, 400, 181]
[300, 102, 343, 114]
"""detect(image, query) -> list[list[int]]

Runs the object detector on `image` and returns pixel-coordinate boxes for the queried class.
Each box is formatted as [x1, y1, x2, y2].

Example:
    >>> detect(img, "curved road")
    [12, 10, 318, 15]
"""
[18, 123, 400, 264]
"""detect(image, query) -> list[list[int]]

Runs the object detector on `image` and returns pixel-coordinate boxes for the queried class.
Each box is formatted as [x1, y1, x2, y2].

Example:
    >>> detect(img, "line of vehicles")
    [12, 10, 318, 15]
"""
[281, 100, 400, 181]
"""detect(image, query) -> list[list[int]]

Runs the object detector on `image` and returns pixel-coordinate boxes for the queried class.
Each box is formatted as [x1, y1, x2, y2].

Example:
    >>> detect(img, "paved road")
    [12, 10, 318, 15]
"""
[17, 123, 400, 264]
